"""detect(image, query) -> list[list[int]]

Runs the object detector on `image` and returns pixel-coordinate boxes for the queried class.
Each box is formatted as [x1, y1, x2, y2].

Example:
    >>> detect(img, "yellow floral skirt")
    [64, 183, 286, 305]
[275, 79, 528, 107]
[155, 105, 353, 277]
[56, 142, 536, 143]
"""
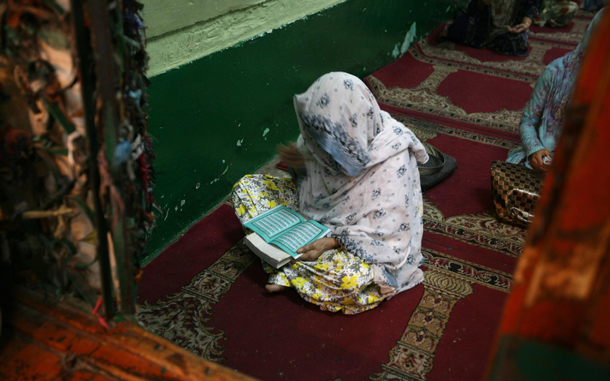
[230, 174, 385, 314]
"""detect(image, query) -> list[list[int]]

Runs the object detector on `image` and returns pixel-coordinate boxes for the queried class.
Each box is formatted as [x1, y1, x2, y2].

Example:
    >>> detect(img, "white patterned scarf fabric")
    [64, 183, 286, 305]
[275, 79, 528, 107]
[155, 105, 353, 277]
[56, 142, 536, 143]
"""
[293, 72, 429, 296]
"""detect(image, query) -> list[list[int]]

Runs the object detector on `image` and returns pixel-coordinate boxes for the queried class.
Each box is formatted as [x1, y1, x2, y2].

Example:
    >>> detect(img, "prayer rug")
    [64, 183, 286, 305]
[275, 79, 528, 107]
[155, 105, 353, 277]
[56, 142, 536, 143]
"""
[137, 16, 592, 381]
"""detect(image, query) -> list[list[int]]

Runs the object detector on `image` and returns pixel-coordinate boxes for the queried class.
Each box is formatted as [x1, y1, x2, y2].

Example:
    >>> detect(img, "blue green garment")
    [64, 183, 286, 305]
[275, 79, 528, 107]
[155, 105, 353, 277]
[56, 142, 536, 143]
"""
[506, 61, 566, 167]
[507, 7, 606, 166]
[448, 0, 540, 56]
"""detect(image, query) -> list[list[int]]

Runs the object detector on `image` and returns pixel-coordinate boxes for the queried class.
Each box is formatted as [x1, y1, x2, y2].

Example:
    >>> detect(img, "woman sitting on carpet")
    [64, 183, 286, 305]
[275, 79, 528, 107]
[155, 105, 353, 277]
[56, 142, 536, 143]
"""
[230, 72, 429, 314]
[507, 7, 605, 171]
[445, 0, 540, 56]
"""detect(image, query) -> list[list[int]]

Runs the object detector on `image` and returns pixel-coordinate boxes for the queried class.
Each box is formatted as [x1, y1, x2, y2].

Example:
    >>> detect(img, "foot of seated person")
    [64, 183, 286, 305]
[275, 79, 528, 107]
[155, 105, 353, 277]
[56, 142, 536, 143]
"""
[436, 25, 450, 42]
[265, 284, 287, 293]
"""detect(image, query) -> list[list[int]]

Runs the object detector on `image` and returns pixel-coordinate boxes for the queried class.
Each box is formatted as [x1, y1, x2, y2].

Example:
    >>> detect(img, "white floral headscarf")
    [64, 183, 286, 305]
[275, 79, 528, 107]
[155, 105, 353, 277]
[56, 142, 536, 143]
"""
[293, 72, 429, 296]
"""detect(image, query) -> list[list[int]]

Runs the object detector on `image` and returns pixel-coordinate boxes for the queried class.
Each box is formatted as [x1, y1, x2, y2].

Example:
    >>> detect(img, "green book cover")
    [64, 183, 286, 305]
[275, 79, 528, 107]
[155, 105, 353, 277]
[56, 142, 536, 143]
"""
[243, 205, 330, 258]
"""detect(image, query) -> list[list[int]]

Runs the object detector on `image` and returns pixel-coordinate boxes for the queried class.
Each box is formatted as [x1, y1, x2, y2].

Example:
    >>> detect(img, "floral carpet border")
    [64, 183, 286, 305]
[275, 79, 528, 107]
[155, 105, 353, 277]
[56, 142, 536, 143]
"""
[423, 248, 512, 293]
[395, 114, 521, 149]
[366, 75, 522, 134]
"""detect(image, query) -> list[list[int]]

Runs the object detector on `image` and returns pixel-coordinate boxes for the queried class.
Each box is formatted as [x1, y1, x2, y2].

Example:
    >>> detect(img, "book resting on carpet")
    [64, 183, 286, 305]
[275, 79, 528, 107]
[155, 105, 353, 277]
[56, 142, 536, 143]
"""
[243, 205, 330, 268]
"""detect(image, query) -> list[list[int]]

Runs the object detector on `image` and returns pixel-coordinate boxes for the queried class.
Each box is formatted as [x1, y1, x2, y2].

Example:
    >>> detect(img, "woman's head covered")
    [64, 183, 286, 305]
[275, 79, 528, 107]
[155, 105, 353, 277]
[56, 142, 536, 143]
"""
[293, 72, 427, 178]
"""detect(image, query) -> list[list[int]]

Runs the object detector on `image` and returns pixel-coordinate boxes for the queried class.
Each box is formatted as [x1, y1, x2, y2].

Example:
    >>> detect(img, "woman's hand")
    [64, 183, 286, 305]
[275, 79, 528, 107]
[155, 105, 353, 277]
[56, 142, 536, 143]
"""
[294, 237, 340, 262]
[530, 149, 551, 172]
[276, 142, 305, 169]
[508, 17, 532, 34]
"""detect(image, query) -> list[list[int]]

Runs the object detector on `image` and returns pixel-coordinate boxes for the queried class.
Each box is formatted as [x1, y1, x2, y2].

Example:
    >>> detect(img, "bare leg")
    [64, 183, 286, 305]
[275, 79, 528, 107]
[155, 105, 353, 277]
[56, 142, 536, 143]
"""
[265, 284, 287, 293]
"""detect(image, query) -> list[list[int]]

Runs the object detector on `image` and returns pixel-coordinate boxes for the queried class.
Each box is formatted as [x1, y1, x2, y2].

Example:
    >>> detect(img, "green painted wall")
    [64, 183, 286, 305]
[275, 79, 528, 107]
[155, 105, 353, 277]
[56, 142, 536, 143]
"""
[143, 0, 347, 76]
[145, 0, 463, 262]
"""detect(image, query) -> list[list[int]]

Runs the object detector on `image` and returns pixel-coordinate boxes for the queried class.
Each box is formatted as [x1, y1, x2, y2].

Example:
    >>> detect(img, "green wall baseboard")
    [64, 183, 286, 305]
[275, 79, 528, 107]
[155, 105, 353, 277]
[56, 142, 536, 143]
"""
[144, 0, 462, 264]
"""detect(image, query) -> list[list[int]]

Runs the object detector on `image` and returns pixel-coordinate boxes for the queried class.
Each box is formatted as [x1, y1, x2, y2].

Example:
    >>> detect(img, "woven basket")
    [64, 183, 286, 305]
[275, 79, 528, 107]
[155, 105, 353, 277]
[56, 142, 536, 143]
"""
[490, 160, 544, 228]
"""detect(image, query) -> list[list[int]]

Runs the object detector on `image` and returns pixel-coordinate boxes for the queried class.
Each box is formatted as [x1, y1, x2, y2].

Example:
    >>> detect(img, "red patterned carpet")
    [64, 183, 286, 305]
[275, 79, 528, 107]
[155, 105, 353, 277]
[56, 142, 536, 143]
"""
[137, 12, 593, 381]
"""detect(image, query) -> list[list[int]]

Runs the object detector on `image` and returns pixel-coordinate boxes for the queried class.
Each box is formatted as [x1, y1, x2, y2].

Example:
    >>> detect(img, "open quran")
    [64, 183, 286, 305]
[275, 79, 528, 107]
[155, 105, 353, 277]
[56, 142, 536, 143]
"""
[243, 205, 330, 269]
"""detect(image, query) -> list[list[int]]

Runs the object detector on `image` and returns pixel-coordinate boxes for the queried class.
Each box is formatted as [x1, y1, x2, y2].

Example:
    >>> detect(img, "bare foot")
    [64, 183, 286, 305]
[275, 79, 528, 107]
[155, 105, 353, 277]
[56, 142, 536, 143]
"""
[265, 284, 287, 293]
[436, 25, 450, 42]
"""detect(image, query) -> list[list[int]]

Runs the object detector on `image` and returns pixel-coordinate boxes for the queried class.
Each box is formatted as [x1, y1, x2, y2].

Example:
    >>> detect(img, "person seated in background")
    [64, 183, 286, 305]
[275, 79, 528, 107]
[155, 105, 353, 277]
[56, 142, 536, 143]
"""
[445, 0, 540, 56]
[534, 0, 578, 27]
[582, 0, 605, 12]
[229, 72, 429, 314]
[507, 7, 606, 171]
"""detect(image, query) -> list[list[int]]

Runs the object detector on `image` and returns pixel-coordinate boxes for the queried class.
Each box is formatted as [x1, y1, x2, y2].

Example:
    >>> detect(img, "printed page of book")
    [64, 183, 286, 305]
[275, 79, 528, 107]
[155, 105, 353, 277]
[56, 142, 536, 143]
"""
[244, 205, 304, 241]
[244, 233, 294, 269]
[270, 220, 330, 257]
